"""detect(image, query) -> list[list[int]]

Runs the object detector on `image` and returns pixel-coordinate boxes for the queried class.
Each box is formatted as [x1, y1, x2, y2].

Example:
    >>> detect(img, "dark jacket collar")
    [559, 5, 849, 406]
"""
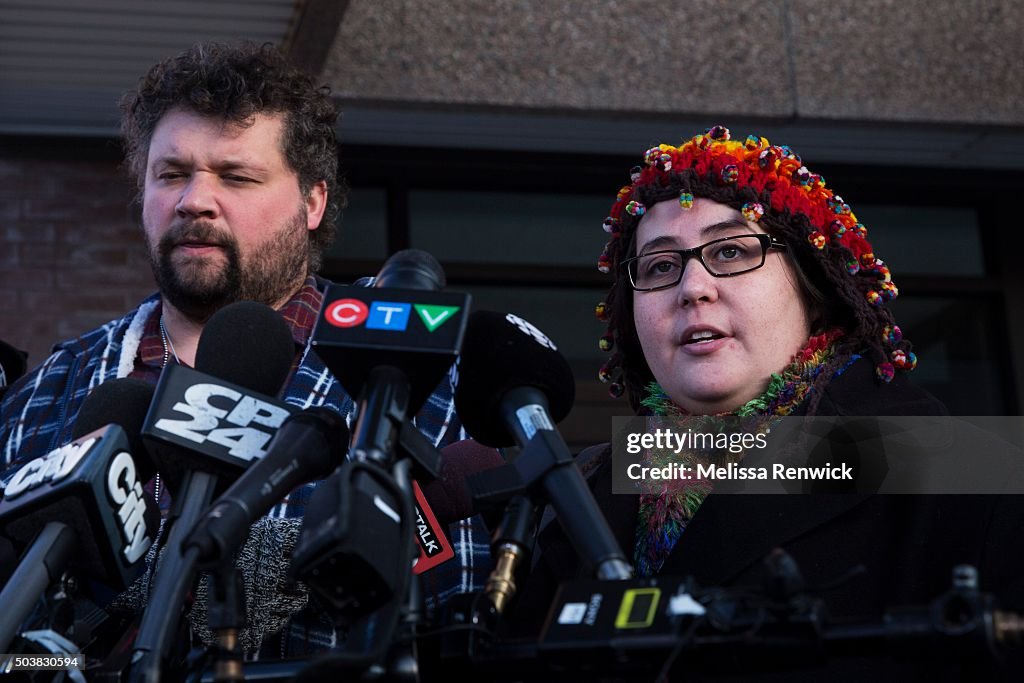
[538, 358, 946, 583]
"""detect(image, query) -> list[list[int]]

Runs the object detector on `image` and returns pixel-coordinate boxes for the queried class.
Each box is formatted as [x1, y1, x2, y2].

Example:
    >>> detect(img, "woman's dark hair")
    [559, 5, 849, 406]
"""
[120, 41, 343, 271]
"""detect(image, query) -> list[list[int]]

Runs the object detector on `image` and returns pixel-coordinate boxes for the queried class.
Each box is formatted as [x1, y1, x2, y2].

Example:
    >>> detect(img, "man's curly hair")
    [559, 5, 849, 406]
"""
[120, 41, 343, 271]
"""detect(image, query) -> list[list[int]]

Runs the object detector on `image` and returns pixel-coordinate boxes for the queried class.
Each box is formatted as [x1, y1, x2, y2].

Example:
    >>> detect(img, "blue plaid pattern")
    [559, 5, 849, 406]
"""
[0, 278, 494, 659]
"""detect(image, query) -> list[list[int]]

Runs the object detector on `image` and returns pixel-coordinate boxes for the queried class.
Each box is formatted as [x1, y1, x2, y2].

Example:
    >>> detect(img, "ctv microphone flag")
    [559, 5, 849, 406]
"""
[311, 284, 469, 415]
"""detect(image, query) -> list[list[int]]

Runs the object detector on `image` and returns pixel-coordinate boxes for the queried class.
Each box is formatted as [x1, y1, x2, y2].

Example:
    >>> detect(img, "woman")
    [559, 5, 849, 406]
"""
[593, 125, 945, 578]
[513, 127, 1023, 680]
[597, 124, 923, 419]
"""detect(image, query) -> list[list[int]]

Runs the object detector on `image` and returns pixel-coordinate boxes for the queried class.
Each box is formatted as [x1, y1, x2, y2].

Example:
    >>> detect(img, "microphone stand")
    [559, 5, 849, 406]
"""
[206, 562, 245, 683]
[484, 495, 538, 615]
[468, 418, 632, 581]
[446, 563, 1024, 681]
[291, 366, 444, 682]
[0, 521, 77, 652]
[429, 494, 538, 668]
[129, 470, 219, 683]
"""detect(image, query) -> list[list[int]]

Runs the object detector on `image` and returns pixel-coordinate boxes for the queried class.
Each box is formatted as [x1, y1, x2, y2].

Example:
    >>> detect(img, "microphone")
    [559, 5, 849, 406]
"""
[184, 407, 350, 565]
[0, 379, 160, 652]
[454, 311, 575, 448]
[374, 248, 446, 291]
[131, 301, 295, 682]
[409, 439, 506, 577]
[178, 409, 348, 683]
[0, 338, 28, 399]
[194, 301, 295, 397]
[292, 250, 467, 624]
[142, 302, 297, 492]
[72, 378, 158, 461]
[287, 440, 504, 623]
[419, 439, 506, 527]
[419, 439, 542, 614]
[455, 311, 632, 581]
[310, 249, 469, 428]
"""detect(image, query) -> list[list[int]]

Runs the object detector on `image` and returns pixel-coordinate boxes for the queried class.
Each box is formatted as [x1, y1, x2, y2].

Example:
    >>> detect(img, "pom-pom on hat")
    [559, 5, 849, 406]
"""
[594, 125, 916, 404]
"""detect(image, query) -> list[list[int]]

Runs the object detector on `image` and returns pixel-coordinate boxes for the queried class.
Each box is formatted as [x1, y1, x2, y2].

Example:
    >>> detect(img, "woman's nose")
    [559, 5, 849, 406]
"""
[675, 255, 719, 307]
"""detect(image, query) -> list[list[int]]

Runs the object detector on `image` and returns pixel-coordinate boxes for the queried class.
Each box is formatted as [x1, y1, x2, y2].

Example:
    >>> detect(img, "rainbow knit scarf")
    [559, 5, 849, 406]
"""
[633, 329, 851, 577]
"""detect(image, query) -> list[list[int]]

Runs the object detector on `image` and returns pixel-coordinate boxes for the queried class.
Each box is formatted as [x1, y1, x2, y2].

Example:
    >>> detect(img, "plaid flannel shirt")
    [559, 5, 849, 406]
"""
[0, 277, 494, 660]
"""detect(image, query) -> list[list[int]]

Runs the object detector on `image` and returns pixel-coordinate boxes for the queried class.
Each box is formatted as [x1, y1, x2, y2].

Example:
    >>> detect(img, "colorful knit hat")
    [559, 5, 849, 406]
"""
[595, 125, 916, 403]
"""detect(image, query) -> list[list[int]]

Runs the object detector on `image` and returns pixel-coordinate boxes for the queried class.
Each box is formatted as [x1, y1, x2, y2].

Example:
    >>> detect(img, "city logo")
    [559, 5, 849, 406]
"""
[2, 436, 98, 500]
[106, 451, 152, 563]
[414, 304, 460, 332]
[325, 299, 369, 328]
[366, 302, 412, 331]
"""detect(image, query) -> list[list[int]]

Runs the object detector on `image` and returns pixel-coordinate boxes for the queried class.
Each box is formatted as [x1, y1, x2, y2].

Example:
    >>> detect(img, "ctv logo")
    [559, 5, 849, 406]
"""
[325, 299, 458, 333]
[367, 301, 411, 331]
[324, 299, 369, 328]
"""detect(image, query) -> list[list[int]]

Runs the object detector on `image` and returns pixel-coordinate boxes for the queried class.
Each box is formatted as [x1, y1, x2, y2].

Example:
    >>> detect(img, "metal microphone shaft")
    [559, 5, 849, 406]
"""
[0, 521, 76, 651]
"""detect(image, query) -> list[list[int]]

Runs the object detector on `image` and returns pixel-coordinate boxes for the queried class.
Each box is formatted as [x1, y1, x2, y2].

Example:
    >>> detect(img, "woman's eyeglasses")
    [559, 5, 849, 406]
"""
[622, 234, 788, 292]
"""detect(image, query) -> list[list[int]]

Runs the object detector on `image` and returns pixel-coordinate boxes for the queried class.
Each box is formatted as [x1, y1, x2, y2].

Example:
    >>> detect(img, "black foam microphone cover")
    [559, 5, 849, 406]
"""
[374, 248, 446, 291]
[420, 439, 506, 526]
[0, 338, 28, 391]
[454, 311, 576, 448]
[194, 301, 295, 397]
[73, 378, 155, 461]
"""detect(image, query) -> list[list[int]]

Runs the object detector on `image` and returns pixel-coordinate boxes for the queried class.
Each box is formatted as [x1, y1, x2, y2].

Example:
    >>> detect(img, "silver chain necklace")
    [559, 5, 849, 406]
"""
[159, 314, 181, 367]
[155, 313, 180, 507]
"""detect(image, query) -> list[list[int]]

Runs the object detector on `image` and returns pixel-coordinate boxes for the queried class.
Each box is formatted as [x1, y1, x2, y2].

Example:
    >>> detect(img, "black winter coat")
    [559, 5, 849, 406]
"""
[508, 360, 1024, 681]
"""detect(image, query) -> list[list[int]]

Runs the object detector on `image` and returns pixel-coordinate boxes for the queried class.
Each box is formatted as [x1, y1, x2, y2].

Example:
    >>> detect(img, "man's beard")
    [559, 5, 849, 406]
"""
[146, 210, 310, 322]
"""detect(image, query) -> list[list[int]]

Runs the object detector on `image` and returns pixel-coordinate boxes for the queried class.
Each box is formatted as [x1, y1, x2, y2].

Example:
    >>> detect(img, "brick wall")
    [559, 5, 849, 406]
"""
[0, 151, 155, 371]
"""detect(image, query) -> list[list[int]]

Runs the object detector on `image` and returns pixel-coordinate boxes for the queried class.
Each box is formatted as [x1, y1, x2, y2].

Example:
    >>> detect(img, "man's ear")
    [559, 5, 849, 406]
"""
[305, 180, 328, 231]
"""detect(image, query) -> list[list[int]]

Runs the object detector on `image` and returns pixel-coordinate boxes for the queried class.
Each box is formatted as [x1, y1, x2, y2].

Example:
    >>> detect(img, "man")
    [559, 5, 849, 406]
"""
[0, 42, 488, 659]
[1, 42, 367, 464]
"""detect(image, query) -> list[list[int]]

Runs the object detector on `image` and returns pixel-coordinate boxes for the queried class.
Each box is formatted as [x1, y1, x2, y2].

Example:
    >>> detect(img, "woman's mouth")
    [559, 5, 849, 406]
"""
[684, 330, 726, 345]
[679, 327, 730, 355]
